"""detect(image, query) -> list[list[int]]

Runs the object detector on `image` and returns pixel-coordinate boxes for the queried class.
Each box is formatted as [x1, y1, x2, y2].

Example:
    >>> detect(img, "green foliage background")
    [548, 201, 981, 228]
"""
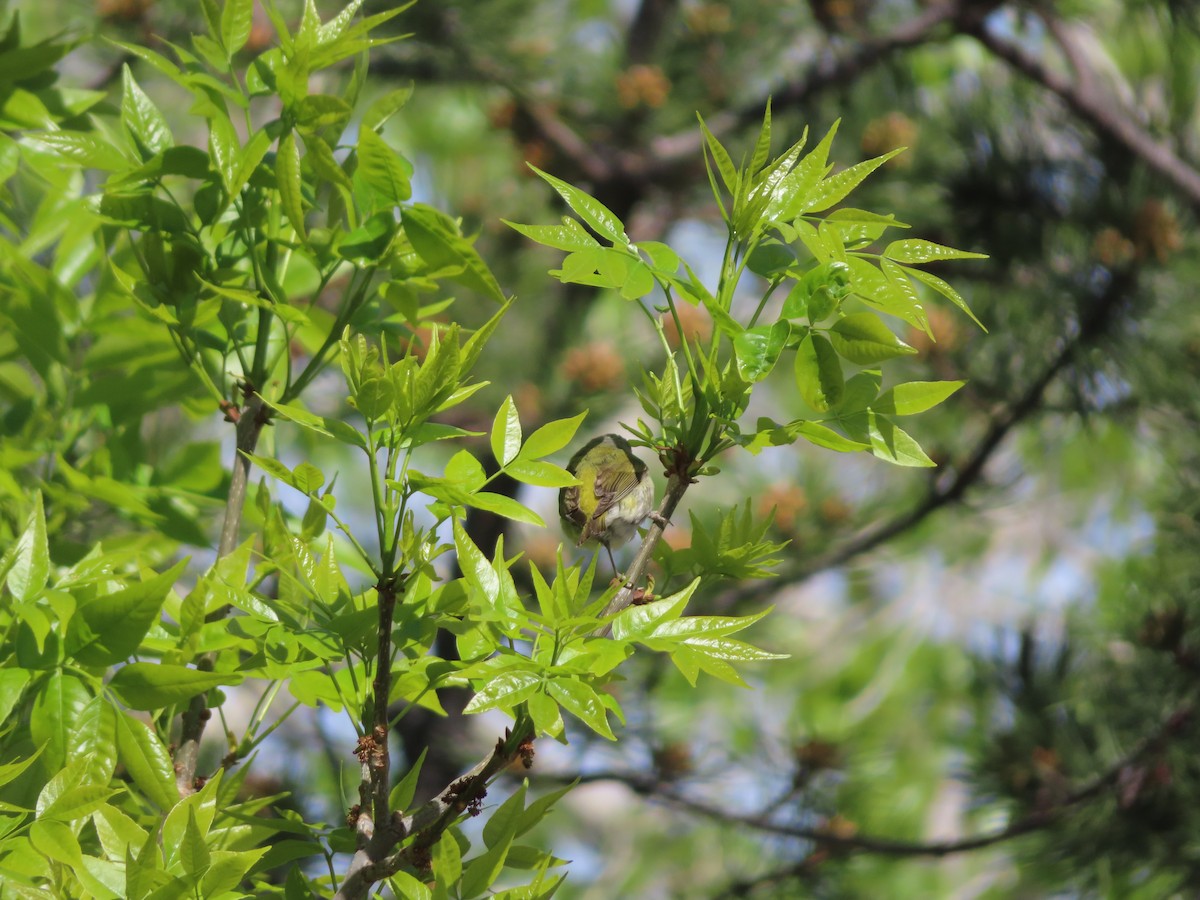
[2, 0, 1199, 897]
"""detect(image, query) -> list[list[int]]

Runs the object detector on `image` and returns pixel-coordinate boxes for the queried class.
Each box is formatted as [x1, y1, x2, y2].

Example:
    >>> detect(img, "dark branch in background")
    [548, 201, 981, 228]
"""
[965, 10, 1200, 215]
[625, 0, 678, 66]
[531, 697, 1192, 891]
[637, 2, 961, 177]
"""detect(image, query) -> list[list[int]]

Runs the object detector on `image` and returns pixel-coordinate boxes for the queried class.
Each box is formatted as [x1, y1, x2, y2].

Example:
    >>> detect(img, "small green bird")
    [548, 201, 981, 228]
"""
[559, 434, 656, 573]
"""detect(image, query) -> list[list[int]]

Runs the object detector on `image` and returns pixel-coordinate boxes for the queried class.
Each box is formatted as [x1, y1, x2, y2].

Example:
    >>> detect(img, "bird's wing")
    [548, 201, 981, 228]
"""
[588, 464, 640, 523]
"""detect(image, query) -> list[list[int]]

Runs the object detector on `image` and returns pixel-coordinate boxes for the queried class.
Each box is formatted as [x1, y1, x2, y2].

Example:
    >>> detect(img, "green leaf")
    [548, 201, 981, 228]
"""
[108, 663, 243, 711]
[23, 131, 130, 171]
[546, 678, 615, 740]
[482, 781, 527, 849]
[68, 696, 117, 783]
[749, 100, 773, 175]
[491, 395, 522, 467]
[358, 126, 412, 204]
[903, 265, 987, 331]
[294, 94, 352, 131]
[301, 132, 353, 190]
[733, 320, 791, 383]
[0, 669, 31, 725]
[6, 492, 49, 602]
[121, 65, 173, 157]
[677, 636, 788, 662]
[527, 690, 564, 738]
[362, 84, 415, 130]
[276, 130, 307, 240]
[410, 325, 461, 415]
[611, 580, 698, 640]
[266, 399, 368, 449]
[803, 148, 903, 214]
[181, 807, 211, 877]
[638, 240, 681, 273]
[873, 381, 965, 416]
[0, 745, 45, 790]
[518, 412, 587, 462]
[114, 711, 179, 809]
[828, 313, 916, 364]
[0, 33, 81, 84]
[355, 376, 395, 421]
[697, 113, 737, 195]
[402, 204, 506, 303]
[837, 368, 882, 413]
[884, 239, 987, 264]
[432, 829, 462, 888]
[37, 783, 115, 825]
[793, 421, 868, 452]
[528, 164, 629, 246]
[31, 671, 91, 774]
[462, 298, 513, 374]
[802, 260, 851, 323]
[30, 820, 83, 870]
[68, 560, 186, 667]
[292, 462, 326, 494]
[515, 781, 576, 839]
[454, 519, 521, 632]
[504, 219, 601, 252]
[339, 210, 398, 261]
[233, 128, 272, 199]
[746, 242, 797, 278]
[162, 775, 222, 872]
[203, 848, 270, 895]
[504, 459, 577, 488]
[244, 452, 293, 486]
[388, 748, 427, 813]
[461, 829, 514, 898]
[867, 412, 936, 467]
[207, 114, 240, 192]
[220, 0, 254, 55]
[443, 486, 545, 527]
[463, 670, 541, 714]
[388, 869, 433, 900]
[794, 333, 843, 412]
[618, 257, 656, 300]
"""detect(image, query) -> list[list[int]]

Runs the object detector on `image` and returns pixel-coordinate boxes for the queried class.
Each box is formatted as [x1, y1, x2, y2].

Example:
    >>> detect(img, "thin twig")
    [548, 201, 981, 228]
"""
[595, 469, 693, 633]
[174, 392, 268, 797]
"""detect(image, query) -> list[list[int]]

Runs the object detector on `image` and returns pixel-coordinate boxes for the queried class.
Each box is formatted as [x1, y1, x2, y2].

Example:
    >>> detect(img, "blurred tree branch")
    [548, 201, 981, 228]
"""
[965, 10, 1200, 213]
[534, 695, 1192, 888]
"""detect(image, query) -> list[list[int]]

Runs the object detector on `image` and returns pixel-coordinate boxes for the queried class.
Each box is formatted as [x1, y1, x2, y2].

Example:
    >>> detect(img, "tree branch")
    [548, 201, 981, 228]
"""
[536, 698, 1192, 877]
[624, 0, 677, 66]
[174, 392, 268, 797]
[965, 12, 1200, 214]
[335, 721, 534, 900]
[595, 467, 693, 633]
[634, 2, 961, 177]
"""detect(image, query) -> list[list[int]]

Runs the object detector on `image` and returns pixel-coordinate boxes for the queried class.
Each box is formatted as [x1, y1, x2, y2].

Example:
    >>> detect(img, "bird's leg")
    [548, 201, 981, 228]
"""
[649, 512, 669, 529]
[603, 542, 619, 578]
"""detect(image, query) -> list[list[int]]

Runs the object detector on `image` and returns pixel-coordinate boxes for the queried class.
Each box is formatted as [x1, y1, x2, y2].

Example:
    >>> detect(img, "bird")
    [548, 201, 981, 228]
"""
[559, 434, 656, 574]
